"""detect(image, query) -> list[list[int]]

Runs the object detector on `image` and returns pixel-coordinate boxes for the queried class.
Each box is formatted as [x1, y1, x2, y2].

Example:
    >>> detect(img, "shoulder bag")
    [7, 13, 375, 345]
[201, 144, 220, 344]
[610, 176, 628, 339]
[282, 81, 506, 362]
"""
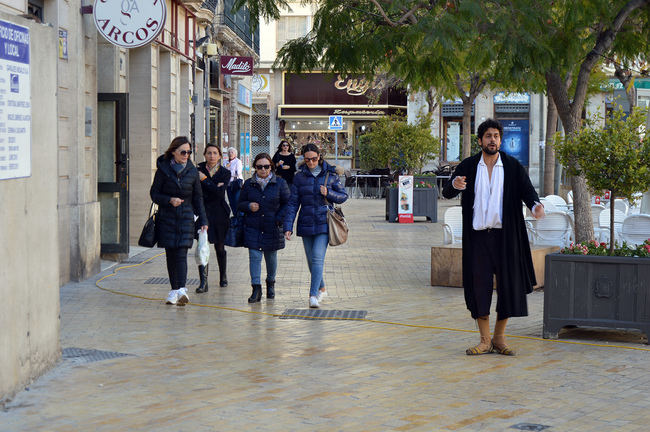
[224, 212, 245, 247]
[323, 172, 349, 246]
[138, 203, 158, 247]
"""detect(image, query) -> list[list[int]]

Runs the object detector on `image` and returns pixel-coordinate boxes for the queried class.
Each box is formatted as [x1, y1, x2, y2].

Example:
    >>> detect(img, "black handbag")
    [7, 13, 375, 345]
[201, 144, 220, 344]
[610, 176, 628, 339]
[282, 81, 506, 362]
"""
[224, 212, 244, 247]
[138, 203, 158, 247]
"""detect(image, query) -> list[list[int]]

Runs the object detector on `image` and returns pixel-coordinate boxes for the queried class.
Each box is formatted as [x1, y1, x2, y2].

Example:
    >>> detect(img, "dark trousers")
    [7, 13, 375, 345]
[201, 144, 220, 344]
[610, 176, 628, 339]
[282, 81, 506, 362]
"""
[165, 247, 188, 290]
[470, 228, 504, 319]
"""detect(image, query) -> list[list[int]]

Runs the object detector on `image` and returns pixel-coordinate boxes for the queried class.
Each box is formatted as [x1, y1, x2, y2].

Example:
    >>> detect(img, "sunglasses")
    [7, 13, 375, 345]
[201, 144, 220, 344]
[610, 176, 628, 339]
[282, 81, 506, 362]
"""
[178, 150, 192, 156]
[304, 156, 319, 162]
[282, 144, 289, 147]
[255, 164, 271, 170]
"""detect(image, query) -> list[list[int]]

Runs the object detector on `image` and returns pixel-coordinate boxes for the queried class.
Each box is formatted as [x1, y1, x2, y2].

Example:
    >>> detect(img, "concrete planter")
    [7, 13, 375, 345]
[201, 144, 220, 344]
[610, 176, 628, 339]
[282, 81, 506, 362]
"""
[385, 187, 438, 222]
[543, 253, 650, 342]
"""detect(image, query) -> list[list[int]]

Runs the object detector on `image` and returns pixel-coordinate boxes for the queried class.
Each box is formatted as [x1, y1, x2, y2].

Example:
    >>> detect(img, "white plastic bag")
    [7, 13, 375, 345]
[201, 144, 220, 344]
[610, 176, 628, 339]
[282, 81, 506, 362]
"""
[195, 230, 210, 266]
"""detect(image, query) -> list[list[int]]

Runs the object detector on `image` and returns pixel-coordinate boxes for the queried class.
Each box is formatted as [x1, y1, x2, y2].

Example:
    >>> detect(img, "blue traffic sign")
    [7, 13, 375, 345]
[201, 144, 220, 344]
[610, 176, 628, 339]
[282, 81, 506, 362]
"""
[328, 115, 343, 130]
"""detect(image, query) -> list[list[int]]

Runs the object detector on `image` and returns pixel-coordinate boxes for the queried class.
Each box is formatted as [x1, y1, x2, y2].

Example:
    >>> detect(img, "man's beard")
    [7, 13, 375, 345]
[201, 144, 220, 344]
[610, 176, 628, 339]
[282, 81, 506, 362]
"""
[482, 145, 499, 155]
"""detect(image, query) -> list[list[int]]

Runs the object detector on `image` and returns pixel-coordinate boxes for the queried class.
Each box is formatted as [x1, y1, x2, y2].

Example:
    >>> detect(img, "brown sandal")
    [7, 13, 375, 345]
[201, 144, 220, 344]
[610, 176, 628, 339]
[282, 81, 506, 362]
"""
[491, 344, 515, 356]
[466, 343, 493, 355]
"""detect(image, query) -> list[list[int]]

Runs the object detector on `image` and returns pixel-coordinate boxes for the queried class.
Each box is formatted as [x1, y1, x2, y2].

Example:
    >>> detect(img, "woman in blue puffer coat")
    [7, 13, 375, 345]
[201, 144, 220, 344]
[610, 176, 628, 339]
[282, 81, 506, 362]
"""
[238, 152, 291, 303]
[150, 136, 208, 306]
[283, 143, 348, 308]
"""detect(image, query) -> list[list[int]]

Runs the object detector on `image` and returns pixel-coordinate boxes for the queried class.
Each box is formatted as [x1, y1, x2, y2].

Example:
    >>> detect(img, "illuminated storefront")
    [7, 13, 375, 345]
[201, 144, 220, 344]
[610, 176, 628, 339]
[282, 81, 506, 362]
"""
[278, 72, 407, 168]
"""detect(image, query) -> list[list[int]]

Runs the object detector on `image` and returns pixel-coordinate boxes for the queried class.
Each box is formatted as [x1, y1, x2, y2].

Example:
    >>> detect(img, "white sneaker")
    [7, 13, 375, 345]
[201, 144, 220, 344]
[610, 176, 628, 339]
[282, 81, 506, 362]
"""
[317, 290, 328, 302]
[309, 296, 320, 308]
[177, 287, 189, 306]
[165, 290, 178, 305]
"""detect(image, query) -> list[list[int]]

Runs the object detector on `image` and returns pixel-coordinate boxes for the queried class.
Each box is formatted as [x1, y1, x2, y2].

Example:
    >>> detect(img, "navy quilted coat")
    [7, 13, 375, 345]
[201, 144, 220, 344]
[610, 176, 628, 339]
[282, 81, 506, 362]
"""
[237, 174, 291, 251]
[283, 161, 348, 237]
[150, 155, 207, 249]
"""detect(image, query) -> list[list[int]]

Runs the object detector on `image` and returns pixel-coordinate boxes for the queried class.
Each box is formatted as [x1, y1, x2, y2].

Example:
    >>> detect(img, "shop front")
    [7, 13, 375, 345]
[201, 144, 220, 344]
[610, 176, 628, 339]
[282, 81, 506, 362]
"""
[441, 100, 474, 163]
[278, 72, 407, 169]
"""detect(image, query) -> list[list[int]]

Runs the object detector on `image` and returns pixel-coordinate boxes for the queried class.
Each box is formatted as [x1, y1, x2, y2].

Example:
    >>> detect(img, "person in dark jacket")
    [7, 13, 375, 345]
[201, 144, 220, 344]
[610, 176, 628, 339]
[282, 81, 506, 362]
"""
[272, 140, 297, 185]
[238, 153, 291, 303]
[150, 136, 208, 306]
[284, 144, 348, 308]
[196, 144, 231, 293]
[442, 119, 545, 356]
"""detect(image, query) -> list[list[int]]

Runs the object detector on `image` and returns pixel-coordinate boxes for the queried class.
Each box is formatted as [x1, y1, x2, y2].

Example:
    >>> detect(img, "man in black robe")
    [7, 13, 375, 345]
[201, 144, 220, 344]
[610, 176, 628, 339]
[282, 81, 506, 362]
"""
[442, 119, 545, 356]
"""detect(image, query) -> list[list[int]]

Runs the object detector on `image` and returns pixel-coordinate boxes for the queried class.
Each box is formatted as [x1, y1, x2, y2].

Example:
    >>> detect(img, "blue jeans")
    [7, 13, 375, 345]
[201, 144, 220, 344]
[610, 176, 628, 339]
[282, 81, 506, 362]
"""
[302, 233, 328, 297]
[248, 249, 278, 285]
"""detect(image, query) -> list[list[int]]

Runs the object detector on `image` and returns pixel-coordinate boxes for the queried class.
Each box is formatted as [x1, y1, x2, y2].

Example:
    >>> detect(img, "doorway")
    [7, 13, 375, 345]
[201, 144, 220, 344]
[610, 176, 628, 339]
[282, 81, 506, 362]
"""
[97, 93, 129, 256]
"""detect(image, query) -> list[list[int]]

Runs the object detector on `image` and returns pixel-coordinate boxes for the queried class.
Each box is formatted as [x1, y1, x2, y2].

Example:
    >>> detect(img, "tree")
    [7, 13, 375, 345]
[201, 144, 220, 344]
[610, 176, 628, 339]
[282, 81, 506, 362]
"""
[358, 114, 440, 174]
[492, 0, 650, 242]
[555, 107, 650, 254]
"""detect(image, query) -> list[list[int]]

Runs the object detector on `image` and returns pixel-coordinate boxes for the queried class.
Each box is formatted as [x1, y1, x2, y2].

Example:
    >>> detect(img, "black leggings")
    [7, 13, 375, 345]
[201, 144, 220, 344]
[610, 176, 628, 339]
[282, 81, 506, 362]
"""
[165, 247, 188, 290]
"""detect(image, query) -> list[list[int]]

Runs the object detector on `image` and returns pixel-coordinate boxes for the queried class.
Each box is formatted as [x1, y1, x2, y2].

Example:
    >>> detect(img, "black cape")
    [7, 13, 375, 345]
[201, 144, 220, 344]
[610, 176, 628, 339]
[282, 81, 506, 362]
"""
[442, 151, 540, 319]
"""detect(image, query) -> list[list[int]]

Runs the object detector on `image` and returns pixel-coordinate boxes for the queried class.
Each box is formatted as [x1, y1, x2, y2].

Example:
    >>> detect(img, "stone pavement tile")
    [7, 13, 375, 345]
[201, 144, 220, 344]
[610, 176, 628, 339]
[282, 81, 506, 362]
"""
[3, 199, 650, 431]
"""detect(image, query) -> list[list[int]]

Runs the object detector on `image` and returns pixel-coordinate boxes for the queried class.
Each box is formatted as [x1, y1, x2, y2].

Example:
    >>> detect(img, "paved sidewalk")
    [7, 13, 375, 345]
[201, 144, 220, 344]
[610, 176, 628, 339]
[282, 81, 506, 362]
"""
[2, 198, 650, 431]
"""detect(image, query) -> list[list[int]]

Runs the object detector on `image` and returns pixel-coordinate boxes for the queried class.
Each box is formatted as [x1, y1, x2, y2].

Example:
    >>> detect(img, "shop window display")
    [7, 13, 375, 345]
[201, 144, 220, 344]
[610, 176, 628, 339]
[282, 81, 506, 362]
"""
[284, 132, 351, 158]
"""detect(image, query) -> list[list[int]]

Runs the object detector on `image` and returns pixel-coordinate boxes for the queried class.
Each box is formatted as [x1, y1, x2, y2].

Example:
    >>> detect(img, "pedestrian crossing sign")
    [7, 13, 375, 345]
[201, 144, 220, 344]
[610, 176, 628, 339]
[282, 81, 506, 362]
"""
[328, 115, 343, 130]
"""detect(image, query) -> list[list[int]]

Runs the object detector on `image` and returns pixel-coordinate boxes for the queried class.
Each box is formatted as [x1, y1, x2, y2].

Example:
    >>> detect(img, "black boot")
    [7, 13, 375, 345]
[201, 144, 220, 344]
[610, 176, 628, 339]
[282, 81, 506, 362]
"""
[248, 284, 262, 303]
[195, 265, 209, 293]
[217, 248, 228, 287]
[266, 278, 275, 299]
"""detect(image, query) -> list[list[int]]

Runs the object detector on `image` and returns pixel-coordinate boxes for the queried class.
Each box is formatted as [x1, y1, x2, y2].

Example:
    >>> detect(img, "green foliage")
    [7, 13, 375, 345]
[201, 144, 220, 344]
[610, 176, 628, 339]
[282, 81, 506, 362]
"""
[358, 114, 440, 174]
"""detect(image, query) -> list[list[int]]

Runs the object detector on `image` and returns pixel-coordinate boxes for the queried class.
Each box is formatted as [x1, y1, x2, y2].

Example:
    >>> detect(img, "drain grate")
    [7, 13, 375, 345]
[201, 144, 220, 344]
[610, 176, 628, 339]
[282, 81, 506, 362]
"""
[62, 348, 132, 364]
[279, 309, 367, 320]
[510, 424, 551, 431]
[144, 277, 200, 285]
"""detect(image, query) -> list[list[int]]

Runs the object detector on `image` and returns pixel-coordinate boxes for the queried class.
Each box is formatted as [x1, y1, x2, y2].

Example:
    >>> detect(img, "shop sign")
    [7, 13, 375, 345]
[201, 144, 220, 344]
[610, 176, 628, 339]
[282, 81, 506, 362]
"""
[284, 73, 407, 107]
[220, 56, 253, 76]
[0, 20, 31, 180]
[237, 84, 251, 107]
[58, 28, 68, 59]
[93, 0, 166, 49]
[398, 176, 414, 223]
[279, 106, 407, 117]
[493, 92, 530, 104]
[252, 74, 270, 93]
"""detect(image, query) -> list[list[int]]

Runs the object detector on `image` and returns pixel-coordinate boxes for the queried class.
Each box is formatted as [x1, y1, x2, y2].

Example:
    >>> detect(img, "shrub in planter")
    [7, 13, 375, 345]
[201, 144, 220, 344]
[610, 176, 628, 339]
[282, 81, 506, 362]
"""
[555, 106, 650, 254]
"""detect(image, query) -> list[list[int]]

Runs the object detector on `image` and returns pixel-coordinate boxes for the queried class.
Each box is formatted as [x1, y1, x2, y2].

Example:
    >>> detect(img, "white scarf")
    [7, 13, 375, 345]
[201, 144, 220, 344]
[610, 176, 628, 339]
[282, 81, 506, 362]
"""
[473, 153, 504, 230]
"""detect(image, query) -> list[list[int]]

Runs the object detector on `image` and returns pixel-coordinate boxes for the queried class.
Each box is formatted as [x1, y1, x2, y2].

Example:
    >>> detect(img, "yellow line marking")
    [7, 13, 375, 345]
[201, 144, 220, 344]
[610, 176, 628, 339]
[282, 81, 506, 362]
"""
[95, 253, 650, 352]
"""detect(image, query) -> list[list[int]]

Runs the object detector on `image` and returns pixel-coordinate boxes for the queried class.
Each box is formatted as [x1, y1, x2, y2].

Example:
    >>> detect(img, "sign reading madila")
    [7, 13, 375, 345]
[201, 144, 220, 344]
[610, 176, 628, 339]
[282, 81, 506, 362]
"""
[220, 56, 253, 76]
[93, 0, 166, 49]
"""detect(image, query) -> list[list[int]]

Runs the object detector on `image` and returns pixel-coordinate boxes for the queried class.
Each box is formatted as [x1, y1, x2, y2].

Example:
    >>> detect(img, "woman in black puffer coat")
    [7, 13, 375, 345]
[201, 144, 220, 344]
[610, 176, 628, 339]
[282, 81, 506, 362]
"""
[238, 153, 290, 303]
[150, 136, 207, 306]
[196, 144, 231, 292]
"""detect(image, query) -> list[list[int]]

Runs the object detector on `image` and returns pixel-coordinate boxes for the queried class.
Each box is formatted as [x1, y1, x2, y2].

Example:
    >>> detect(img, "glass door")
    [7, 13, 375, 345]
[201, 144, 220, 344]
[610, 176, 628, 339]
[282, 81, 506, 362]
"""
[97, 93, 129, 254]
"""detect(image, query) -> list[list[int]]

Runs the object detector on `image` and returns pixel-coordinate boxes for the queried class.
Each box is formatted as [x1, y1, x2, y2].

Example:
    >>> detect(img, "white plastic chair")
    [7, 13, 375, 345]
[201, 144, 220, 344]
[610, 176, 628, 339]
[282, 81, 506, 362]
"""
[590, 204, 605, 240]
[531, 211, 573, 247]
[566, 190, 573, 204]
[620, 214, 650, 246]
[544, 195, 568, 212]
[442, 206, 463, 244]
[605, 199, 629, 215]
[627, 193, 643, 215]
[540, 197, 558, 213]
[598, 208, 626, 243]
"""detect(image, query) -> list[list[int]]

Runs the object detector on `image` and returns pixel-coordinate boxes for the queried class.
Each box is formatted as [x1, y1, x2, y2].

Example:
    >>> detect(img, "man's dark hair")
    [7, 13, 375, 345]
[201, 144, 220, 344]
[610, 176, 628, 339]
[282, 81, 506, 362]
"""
[477, 119, 503, 140]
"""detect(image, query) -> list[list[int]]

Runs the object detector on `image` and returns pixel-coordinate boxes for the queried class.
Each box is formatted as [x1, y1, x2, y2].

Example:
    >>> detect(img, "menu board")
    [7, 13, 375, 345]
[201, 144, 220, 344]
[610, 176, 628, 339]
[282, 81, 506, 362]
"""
[0, 20, 30, 180]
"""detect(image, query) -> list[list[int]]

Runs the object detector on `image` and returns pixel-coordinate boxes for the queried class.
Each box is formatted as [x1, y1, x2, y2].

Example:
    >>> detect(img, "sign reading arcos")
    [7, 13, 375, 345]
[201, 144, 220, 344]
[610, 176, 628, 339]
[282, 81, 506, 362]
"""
[93, 0, 166, 49]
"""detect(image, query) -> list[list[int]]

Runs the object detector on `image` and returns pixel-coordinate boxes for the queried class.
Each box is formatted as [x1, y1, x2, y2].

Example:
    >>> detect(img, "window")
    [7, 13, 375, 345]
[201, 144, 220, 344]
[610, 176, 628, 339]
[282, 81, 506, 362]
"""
[276, 16, 309, 51]
[637, 95, 650, 109]
[28, 0, 44, 22]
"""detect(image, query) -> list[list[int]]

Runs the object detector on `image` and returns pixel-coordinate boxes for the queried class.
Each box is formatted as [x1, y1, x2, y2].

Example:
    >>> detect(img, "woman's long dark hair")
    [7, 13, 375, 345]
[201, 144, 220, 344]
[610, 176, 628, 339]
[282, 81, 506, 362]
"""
[301, 143, 323, 165]
[164, 136, 191, 160]
[276, 140, 292, 153]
